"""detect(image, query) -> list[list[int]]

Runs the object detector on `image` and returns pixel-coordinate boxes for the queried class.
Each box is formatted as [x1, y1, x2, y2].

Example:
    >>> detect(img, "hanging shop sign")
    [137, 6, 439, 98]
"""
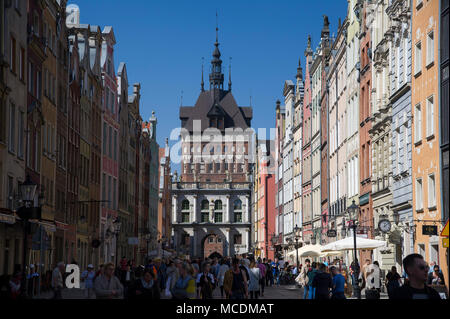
[327, 229, 337, 237]
[422, 225, 438, 236]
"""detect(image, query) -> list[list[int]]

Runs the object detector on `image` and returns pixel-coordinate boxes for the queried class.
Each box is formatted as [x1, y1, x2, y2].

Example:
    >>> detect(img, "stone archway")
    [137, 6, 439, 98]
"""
[202, 234, 223, 259]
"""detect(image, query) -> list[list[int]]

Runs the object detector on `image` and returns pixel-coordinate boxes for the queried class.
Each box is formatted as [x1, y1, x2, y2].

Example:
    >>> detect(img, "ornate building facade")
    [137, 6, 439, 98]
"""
[172, 30, 253, 259]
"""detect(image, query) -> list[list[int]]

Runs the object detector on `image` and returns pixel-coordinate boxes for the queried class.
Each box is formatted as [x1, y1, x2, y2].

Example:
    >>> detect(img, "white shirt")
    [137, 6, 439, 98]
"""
[366, 264, 381, 289]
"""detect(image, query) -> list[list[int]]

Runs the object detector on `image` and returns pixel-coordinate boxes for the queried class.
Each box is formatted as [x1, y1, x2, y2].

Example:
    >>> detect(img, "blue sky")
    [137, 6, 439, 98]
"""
[69, 0, 348, 149]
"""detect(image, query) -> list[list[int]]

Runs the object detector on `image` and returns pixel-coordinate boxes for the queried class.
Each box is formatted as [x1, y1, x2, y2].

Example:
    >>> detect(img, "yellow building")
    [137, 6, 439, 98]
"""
[412, 0, 447, 289]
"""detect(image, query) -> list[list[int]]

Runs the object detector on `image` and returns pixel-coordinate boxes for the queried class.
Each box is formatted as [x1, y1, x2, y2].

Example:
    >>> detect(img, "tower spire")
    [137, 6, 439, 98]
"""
[228, 57, 232, 91]
[201, 57, 205, 92]
[209, 11, 224, 99]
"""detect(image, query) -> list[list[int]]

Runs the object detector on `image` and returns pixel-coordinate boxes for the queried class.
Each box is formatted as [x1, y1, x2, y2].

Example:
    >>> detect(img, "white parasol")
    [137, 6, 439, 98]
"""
[321, 237, 387, 252]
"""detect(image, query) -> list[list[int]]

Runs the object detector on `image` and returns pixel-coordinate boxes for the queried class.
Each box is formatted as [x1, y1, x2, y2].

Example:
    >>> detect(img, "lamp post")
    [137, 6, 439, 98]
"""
[294, 224, 301, 268]
[286, 237, 293, 263]
[145, 233, 151, 264]
[113, 217, 121, 267]
[17, 175, 39, 299]
[347, 199, 361, 299]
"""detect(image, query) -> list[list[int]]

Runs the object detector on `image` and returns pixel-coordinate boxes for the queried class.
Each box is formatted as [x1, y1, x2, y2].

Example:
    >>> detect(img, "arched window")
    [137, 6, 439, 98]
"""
[214, 200, 222, 210]
[201, 199, 209, 223]
[233, 199, 242, 223]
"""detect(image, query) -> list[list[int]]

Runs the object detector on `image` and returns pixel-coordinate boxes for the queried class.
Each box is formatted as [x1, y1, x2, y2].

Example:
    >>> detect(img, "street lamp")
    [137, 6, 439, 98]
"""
[17, 175, 41, 299]
[347, 199, 361, 299]
[145, 232, 152, 264]
[294, 224, 301, 268]
[113, 217, 121, 266]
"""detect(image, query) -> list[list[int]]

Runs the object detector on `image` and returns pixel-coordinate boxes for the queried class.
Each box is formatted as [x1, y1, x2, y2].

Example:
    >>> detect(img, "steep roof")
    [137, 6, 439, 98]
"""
[179, 89, 252, 133]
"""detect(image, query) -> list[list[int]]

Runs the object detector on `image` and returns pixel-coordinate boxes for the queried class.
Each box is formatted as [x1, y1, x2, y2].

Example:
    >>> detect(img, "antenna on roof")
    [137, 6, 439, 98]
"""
[180, 90, 183, 106]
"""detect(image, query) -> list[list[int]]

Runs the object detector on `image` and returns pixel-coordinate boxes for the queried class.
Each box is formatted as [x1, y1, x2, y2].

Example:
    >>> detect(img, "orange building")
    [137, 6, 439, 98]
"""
[412, 0, 447, 289]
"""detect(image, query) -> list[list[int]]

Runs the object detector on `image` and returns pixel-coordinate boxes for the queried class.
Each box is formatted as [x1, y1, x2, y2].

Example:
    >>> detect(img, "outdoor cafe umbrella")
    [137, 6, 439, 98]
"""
[320, 250, 342, 258]
[321, 237, 387, 252]
[297, 244, 323, 257]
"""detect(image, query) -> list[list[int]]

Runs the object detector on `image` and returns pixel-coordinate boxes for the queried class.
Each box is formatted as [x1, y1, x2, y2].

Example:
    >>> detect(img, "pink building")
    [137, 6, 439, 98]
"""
[302, 36, 313, 243]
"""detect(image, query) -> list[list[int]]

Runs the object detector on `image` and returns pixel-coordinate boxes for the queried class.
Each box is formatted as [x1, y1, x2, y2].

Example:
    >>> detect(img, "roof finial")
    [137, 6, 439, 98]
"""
[228, 57, 232, 91]
[201, 57, 205, 92]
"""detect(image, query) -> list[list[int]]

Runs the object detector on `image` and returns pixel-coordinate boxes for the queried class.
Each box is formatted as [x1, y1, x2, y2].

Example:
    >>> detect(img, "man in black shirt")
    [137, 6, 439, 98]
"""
[390, 253, 441, 299]
[312, 263, 333, 300]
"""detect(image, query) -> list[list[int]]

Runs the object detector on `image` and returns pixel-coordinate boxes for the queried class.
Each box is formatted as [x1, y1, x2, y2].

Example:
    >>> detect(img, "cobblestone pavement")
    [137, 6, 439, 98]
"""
[34, 285, 387, 299]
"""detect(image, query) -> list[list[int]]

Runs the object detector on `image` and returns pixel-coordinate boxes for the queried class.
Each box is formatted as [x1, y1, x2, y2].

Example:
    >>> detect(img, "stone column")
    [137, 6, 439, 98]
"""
[173, 230, 178, 252]
[192, 195, 197, 223]
[192, 228, 198, 258]
[225, 228, 231, 257]
[172, 195, 178, 223]
[245, 195, 250, 223]
[225, 195, 230, 223]
[246, 229, 251, 254]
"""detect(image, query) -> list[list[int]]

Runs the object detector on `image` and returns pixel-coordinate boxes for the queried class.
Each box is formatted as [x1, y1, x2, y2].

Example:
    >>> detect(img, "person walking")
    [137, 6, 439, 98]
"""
[390, 254, 441, 299]
[330, 266, 346, 299]
[300, 259, 311, 299]
[266, 259, 273, 287]
[312, 263, 333, 300]
[81, 264, 96, 299]
[305, 262, 318, 299]
[365, 260, 381, 299]
[428, 265, 445, 286]
[217, 258, 229, 298]
[198, 263, 214, 299]
[385, 266, 402, 299]
[223, 258, 248, 300]
[119, 264, 135, 298]
[171, 262, 193, 300]
[248, 261, 261, 299]
[128, 268, 160, 299]
[9, 271, 22, 300]
[257, 258, 266, 297]
[164, 261, 177, 298]
[51, 262, 65, 299]
[94, 263, 124, 299]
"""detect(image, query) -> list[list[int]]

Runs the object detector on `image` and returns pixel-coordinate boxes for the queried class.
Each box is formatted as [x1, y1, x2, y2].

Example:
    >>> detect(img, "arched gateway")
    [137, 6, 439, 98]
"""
[202, 234, 223, 259]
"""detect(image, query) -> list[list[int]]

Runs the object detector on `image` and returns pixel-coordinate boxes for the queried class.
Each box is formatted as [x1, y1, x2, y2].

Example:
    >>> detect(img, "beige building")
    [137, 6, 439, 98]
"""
[328, 18, 348, 249]
[0, 0, 28, 276]
[370, 0, 396, 270]
[345, 0, 360, 212]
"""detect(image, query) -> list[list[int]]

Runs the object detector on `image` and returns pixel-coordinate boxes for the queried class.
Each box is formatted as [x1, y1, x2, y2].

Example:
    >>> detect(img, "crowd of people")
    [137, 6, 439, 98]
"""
[0, 252, 446, 300]
[294, 253, 446, 299]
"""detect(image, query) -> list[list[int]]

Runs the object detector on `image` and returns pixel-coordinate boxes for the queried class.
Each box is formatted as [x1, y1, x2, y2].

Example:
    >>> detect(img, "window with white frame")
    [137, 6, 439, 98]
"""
[426, 96, 434, 138]
[415, 178, 423, 211]
[426, 31, 434, 66]
[414, 41, 422, 75]
[414, 104, 422, 142]
[428, 174, 436, 208]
